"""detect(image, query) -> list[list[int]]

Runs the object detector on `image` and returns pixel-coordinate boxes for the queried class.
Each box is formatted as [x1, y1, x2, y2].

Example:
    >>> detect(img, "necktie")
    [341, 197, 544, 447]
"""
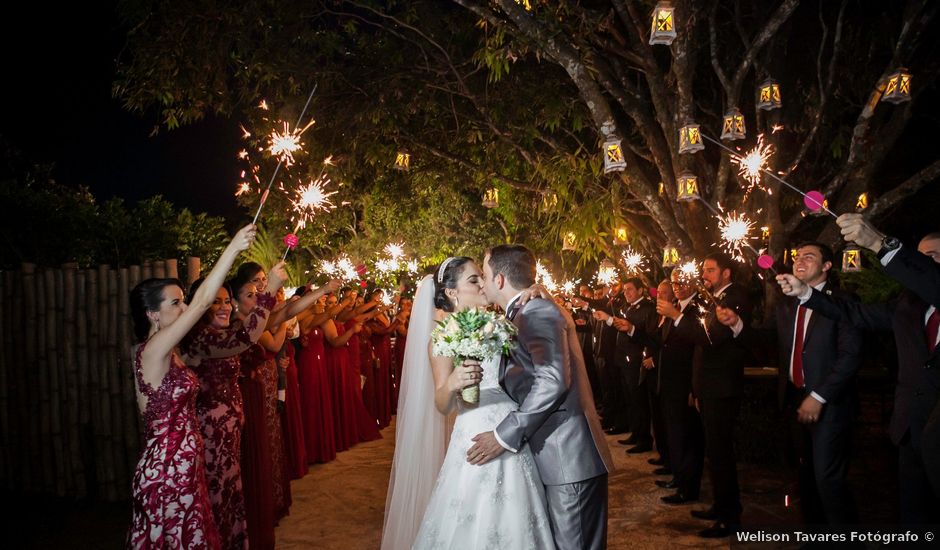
[791, 305, 807, 388]
[927, 308, 940, 354]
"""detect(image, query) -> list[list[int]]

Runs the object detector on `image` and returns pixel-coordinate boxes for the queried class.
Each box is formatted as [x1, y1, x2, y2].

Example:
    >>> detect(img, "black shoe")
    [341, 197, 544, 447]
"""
[661, 492, 698, 505]
[605, 426, 628, 435]
[647, 457, 665, 466]
[652, 467, 672, 476]
[691, 508, 718, 521]
[654, 479, 677, 489]
[627, 443, 652, 454]
[698, 521, 734, 538]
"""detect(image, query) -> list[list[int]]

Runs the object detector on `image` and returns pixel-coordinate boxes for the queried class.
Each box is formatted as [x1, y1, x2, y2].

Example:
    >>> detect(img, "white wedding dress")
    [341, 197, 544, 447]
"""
[412, 355, 554, 550]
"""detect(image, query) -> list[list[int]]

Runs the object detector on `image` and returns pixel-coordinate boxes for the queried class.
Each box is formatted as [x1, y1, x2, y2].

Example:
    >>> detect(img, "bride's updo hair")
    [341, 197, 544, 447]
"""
[433, 256, 473, 312]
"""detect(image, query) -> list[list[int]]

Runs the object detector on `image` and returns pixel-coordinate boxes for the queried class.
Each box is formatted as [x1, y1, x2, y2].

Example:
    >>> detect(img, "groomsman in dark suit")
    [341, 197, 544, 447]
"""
[689, 253, 752, 538]
[778, 218, 940, 524]
[594, 278, 659, 452]
[718, 242, 862, 525]
[636, 271, 707, 504]
[593, 283, 629, 434]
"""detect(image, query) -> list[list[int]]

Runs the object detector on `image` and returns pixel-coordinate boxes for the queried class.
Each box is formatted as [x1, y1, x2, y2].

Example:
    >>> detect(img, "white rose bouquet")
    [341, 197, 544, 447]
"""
[431, 307, 516, 403]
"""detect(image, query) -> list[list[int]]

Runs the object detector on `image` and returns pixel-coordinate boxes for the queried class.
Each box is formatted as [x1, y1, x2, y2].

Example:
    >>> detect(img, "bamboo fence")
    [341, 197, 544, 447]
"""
[0, 257, 199, 501]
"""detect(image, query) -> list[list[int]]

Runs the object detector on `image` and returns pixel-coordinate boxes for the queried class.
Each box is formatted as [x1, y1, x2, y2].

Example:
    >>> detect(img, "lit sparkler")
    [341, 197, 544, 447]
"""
[269, 120, 316, 167]
[235, 182, 251, 197]
[717, 211, 756, 262]
[596, 260, 619, 286]
[731, 134, 774, 195]
[406, 259, 419, 274]
[561, 280, 580, 295]
[677, 261, 700, 284]
[385, 242, 405, 260]
[290, 177, 336, 228]
[621, 247, 645, 273]
[536, 261, 558, 293]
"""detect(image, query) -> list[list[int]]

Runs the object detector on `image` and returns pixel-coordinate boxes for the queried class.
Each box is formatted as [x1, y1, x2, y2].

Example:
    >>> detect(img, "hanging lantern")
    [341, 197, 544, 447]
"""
[658, 182, 665, 196]
[760, 226, 771, 242]
[676, 171, 700, 202]
[393, 151, 411, 171]
[613, 226, 629, 246]
[757, 78, 782, 111]
[482, 188, 499, 209]
[882, 68, 912, 104]
[562, 232, 577, 251]
[856, 192, 869, 211]
[678, 123, 704, 154]
[783, 248, 799, 265]
[649, 1, 677, 46]
[662, 244, 679, 267]
[541, 191, 558, 213]
[603, 138, 626, 173]
[720, 108, 746, 141]
[842, 246, 862, 272]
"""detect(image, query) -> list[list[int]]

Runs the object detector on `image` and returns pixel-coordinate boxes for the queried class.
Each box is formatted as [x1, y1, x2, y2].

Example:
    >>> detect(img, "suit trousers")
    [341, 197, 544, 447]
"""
[922, 398, 940, 498]
[648, 379, 668, 461]
[661, 387, 703, 497]
[545, 474, 608, 550]
[624, 363, 651, 444]
[601, 359, 629, 430]
[898, 432, 940, 525]
[700, 396, 742, 524]
[785, 385, 857, 525]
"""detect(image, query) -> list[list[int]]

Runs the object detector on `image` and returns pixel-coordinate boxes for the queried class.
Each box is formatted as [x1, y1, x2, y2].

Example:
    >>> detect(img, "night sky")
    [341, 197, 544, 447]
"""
[2, 2, 244, 221]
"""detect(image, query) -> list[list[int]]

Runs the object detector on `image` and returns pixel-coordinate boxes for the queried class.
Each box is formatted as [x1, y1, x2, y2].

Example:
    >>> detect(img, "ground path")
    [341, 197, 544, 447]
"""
[275, 418, 794, 549]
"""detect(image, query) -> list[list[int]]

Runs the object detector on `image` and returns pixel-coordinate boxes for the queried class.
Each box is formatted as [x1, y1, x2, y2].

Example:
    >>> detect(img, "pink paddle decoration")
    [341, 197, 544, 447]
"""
[757, 254, 775, 270]
[283, 233, 299, 248]
[803, 190, 826, 211]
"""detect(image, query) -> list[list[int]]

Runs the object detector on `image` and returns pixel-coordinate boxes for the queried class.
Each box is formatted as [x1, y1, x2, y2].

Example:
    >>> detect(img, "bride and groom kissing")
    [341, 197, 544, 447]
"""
[382, 244, 614, 550]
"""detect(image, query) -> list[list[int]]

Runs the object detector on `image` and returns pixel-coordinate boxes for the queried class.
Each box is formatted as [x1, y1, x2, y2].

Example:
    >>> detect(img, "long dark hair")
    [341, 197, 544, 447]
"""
[186, 276, 234, 324]
[433, 256, 473, 312]
[130, 278, 184, 343]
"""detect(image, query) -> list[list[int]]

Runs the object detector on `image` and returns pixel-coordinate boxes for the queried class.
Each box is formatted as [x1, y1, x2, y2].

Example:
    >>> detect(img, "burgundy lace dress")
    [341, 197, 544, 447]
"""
[127, 343, 220, 550]
[180, 293, 273, 550]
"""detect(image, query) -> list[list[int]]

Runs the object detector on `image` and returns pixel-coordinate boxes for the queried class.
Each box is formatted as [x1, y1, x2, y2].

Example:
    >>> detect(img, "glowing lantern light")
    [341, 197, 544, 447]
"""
[562, 232, 577, 251]
[658, 182, 665, 196]
[882, 68, 912, 104]
[678, 123, 704, 154]
[662, 244, 680, 267]
[676, 171, 700, 202]
[482, 188, 499, 209]
[842, 246, 862, 272]
[757, 78, 782, 111]
[649, 1, 677, 46]
[856, 192, 869, 211]
[613, 226, 629, 246]
[541, 191, 558, 213]
[603, 138, 626, 173]
[394, 151, 411, 171]
[721, 108, 746, 141]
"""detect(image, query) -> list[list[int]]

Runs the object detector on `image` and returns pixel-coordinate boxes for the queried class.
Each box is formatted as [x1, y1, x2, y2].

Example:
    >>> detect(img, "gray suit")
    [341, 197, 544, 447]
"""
[496, 297, 613, 550]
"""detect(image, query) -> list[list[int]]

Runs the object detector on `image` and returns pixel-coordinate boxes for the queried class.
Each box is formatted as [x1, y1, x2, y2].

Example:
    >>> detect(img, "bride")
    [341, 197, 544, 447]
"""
[381, 257, 553, 550]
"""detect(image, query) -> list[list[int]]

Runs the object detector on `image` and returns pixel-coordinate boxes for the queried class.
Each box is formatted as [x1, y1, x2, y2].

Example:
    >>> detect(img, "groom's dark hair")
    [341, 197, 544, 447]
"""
[486, 244, 536, 289]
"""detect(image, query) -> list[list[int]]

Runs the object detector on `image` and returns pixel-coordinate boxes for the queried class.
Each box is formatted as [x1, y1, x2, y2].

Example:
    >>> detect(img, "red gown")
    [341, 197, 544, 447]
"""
[325, 321, 356, 451]
[127, 344, 220, 550]
[259, 348, 291, 521]
[239, 344, 275, 550]
[359, 324, 378, 420]
[370, 328, 393, 428]
[180, 292, 273, 550]
[297, 326, 336, 463]
[346, 326, 382, 443]
[281, 341, 308, 479]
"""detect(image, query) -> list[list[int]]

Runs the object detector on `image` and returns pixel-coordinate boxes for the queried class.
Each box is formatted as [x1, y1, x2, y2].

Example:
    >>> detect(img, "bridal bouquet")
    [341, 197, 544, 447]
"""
[431, 307, 516, 404]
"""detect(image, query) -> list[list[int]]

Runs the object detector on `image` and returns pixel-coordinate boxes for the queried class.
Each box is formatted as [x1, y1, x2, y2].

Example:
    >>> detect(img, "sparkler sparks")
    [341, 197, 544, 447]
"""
[561, 280, 580, 295]
[235, 182, 251, 197]
[385, 242, 405, 260]
[406, 259, 419, 274]
[621, 247, 645, 273]
[289, 177, 337, 231]
[596, 260, 619, 286]
[717, 211, 757, 262]
[731, 135, 775, 193]
[677, 261, 700, 284]
[536, 261, 558, 293]
[269, 120, 316, 166]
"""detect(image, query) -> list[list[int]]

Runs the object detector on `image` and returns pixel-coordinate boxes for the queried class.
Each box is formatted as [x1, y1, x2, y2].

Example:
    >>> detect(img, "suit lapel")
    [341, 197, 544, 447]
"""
[802, 284, 824, 348]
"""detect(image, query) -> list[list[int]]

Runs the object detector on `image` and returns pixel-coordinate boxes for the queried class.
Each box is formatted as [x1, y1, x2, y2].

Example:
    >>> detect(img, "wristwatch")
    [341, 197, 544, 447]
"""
[877, 235, 901, 259]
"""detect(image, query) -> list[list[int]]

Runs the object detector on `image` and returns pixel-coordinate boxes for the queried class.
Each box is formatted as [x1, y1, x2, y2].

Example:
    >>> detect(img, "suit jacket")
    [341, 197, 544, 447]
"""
[805, 285, 940, 448]
[635, 294, 707, 397]
[612, 298, 658, 374]
[740, 283, 863, 412]
[883, 244, 940, 311]
[691, 283, 752, 399]
[496, 298, 611, 485]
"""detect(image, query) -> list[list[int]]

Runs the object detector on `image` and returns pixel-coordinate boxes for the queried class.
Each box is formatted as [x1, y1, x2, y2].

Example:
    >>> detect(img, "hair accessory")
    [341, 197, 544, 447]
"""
[437, 257, 456, 283]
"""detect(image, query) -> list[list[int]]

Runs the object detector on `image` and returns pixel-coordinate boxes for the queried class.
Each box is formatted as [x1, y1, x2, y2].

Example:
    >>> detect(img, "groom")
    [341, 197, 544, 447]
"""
[468, 244, 613, 549]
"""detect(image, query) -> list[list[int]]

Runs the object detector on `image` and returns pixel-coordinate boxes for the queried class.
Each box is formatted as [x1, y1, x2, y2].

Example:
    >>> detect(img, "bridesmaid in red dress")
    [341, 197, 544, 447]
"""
[321, 294, 361, 451]
[127, 224, 255, 550]
[296, 293, 337, 463]
[279, 312, 308, 479]
[358, 318, 378, 421]
[391, 298, 412, 415]
[179, 261, 285, 550]
[366, 290, 400, 429]
[339, 293, 382, 443]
